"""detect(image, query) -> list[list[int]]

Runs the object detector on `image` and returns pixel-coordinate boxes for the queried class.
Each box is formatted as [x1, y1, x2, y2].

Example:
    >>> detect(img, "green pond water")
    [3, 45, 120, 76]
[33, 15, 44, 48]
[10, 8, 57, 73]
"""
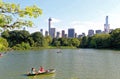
[0, 49, 120, 79]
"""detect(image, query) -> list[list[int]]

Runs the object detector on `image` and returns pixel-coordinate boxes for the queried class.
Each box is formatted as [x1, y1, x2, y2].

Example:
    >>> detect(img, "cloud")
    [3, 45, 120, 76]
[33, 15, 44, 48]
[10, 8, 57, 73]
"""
[51, 18, 61, 23]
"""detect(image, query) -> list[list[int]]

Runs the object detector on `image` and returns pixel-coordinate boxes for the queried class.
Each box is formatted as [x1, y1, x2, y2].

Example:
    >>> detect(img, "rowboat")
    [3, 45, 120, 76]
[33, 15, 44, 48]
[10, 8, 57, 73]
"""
[27, 69, 56, 76]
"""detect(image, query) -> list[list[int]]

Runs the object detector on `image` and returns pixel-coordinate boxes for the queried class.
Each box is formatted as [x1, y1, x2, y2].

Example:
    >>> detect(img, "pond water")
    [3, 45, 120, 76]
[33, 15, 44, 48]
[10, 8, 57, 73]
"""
[0, 49, 120, 79]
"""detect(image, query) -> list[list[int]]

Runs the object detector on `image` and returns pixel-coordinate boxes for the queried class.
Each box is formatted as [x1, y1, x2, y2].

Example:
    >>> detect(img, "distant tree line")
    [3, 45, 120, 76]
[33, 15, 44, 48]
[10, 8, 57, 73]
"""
[0, 28, 120, 50]
[79, 28, 120, 49]
[0, 30, 80, 50]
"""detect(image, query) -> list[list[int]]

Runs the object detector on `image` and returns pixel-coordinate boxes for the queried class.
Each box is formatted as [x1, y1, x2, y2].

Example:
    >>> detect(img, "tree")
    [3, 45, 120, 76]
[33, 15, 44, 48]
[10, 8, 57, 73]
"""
[0, 0, 42, 30]
[110, 28, 120, 49]
[89, 34, 110, 48]
[70, 38, 80, 47]
[0, 37, 8, 50]
[58, 38, 68, 46]
[30, 32, 44, 47]
[80, 36, 88, 48]
[54, 41, 61, 47]
[44, 36, 52, 46]
[1, 30, 30, 47]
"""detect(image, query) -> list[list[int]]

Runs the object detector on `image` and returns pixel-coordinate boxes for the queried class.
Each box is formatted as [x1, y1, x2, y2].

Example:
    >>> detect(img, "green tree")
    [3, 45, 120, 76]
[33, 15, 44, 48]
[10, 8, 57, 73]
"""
[0, 37, 8, 50]
[54, 41, 61, 47]
[58, 38, 68, 46]
[80, 36, 88, 48]
[1, 30, 30, 47]
[89, 34, 110, 48]
[110, 28, 120, 49]
[70, 38, 80, 47]
[12, 42, 30, 50]
[30, 32, 44, 47]
[0, 0, 42, 30]
[44, 36, 52, 46]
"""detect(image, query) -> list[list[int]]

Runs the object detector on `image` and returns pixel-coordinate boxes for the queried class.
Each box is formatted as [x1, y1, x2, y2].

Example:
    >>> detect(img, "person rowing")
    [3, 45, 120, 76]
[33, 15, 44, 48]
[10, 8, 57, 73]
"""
[30, 68, 37, 74]
[38, 66, 45, 73]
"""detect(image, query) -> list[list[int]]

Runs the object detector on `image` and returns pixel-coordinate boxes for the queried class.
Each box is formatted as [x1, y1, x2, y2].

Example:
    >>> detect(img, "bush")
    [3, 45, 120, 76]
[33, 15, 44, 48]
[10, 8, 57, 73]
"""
[12, 42, 30, 50]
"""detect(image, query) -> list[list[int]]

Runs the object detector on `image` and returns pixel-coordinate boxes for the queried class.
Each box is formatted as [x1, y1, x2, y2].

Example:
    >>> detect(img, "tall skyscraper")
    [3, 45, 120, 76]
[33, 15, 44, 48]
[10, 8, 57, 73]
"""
[68, 28, 75, 38]
[48, 17, 52, 35]
[104, 16, 110, 33]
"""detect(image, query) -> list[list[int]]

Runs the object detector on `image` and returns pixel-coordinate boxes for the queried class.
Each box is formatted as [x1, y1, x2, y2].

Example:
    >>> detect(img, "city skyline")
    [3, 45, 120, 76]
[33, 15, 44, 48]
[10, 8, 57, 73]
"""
[3, 0, 120, 35]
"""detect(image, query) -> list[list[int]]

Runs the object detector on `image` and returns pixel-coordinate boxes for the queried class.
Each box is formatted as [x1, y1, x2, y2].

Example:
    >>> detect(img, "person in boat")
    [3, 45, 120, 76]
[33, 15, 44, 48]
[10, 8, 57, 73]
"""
[31, 68, 37, 74]
[0, 53, 2, 57]
[38, 66, 45, 73]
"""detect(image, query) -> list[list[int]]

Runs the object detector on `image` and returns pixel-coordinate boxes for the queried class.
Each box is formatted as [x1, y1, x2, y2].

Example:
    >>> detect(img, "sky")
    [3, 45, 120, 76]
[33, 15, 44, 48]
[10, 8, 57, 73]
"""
[3, 0, 120, 35]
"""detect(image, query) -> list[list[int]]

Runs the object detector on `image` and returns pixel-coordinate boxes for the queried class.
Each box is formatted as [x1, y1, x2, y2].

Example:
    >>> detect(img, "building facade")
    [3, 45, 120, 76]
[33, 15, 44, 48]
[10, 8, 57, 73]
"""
[56, 32, 60, 38]
[50, 28, 56, 38]
[88, 29, 94, 37]
[96, 30, 102, 34]
[48, 17, 52, 36]
[104, 16, 110, 33]
[61, 30, 65, 38]
[68, 28, 75, 38]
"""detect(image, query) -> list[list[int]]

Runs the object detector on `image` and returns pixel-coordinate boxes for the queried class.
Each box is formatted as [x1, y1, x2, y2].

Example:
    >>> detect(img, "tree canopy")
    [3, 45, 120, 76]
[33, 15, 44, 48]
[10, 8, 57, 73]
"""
[0, 0, 42, 30]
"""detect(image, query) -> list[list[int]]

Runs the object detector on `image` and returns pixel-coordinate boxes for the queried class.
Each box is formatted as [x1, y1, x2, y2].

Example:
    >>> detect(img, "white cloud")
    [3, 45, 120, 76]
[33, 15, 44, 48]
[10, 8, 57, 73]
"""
[51, 18, 61, 23]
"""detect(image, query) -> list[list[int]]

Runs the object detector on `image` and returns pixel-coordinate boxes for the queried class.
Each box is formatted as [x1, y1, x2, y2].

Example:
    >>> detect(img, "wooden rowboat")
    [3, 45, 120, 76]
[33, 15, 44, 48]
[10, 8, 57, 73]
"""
[27, 69, 56, 76]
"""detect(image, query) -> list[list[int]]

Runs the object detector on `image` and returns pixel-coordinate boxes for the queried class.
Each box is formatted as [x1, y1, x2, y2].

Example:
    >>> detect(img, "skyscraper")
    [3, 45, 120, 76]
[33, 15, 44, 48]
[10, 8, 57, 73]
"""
[62, 30, 65, 38]
[104, 16, 110, 33]
[96, 30, 102, 34]
[50, 28, 56, 38]
[88, 29, 94, 37]
[48, 17, 52, 35]
[56, 32, 60, 38]
[68, 28, 75, 38]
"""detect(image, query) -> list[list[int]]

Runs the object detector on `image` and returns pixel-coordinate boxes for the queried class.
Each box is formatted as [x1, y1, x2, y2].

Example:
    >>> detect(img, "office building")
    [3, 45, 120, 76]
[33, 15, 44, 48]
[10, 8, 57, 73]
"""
[96, 30, 102, 34]
[50, 28, 56, 38]
[48, 17, 52, 35]
[68, 28, 75, 38]
[61, 30, 65, 38]
[104, 16, 110, 33]
[88, 29, 94, 37]
[56, 32, 60, 38]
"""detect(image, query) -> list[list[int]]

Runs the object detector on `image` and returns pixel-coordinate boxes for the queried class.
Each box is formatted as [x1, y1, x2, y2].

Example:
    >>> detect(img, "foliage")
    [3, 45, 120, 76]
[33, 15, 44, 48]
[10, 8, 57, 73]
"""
[44, 36, 52, 46]
[1, 28, 120, 50]
[30, 32, 44, 47]
[12, 42, 30, 50]
[110, 28, 120, 49]
[89, 34, 110, 48]
[80, 36, 88, 48]
[0, 0, 42, 30]
[70, 38, 80, 47]
[1, 30, 30, 47]
[0, 37, 8, 50]
[58, 38, 69, 46]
